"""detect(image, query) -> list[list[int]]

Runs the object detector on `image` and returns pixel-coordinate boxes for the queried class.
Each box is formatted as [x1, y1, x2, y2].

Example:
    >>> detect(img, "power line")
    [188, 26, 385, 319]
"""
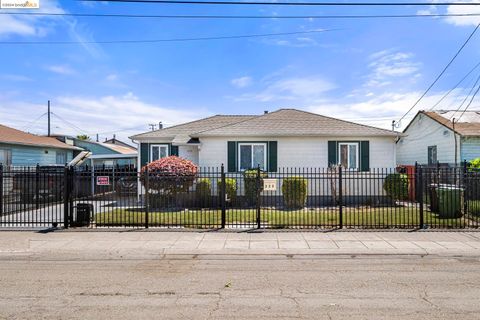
[20, 112, 47, 131]
[457, 83, 480, 122]
[80, 0, 480, 6]
[50, 112, 88, 134]
[0, 29, 336, 44]
[396, 23, 480, 125]
[428, 60, 480, 111]
[3, 11, 480, 19]
[448, 73, 480, 120]
[90, 125, 147, 135]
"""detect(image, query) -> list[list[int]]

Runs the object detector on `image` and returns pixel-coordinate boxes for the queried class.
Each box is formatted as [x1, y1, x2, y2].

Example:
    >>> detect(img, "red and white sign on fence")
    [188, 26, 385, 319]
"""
[96, 176, 110, 186]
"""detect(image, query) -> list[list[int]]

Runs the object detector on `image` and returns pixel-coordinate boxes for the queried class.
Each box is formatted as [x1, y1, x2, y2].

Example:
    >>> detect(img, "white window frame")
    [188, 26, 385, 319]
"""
[338, 142, 359, 170]
[0, 148, 12, 166]
[238, 142, 267, 171]
[150, 144, 169, 162]
[56, 151, 67, 165]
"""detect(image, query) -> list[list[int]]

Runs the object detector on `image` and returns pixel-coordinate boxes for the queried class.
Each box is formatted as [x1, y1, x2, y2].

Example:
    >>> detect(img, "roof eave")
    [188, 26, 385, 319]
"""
[0, 140, 82, 150]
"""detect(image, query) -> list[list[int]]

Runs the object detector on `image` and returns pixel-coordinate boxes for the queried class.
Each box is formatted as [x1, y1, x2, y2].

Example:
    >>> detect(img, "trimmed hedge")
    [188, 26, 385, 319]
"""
[383, 173, 409, 200]
[141, 156, 197, 195]
[282, 176, 308, 209]
[217, 178, 237, 205]
[195, 178, 212, 208]
[243, 169, 268, 206]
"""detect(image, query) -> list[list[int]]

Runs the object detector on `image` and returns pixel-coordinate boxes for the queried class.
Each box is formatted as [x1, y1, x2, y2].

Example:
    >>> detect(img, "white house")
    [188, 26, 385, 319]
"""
[130, 109, 399, 171]
[397, 110, 480, 166]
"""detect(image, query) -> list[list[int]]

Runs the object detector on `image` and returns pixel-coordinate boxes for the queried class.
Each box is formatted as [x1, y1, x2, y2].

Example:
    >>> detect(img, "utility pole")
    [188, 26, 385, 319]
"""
[47, 100, 51, 137]
[96, 134, 99, 142]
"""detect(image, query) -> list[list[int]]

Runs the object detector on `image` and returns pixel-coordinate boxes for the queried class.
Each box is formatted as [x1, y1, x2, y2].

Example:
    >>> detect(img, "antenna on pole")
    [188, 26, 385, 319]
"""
[148, 124, 157, 131]
[47, 100, 51, 137]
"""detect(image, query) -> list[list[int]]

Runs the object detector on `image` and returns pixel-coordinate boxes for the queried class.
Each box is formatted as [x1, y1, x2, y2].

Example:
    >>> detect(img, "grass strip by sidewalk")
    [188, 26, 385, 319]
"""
[94, 207, 467, 228]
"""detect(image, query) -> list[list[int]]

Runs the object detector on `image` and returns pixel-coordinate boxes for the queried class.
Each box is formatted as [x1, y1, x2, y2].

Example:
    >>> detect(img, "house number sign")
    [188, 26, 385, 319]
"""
[263, 179, 277, 191]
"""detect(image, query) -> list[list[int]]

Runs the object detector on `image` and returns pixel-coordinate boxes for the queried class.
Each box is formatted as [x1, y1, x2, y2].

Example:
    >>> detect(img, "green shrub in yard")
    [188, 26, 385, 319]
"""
[469, 158, 480, 169]
[282, 177, 308, 209]
[217, 178, 237, 204]
[195, 178, 212, 208]
[243, 169, 268, 206]
[383, 173, 409, 201]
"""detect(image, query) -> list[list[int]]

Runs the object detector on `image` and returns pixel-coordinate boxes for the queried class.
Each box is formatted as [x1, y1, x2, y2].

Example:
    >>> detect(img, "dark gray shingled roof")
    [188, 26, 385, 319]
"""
[196, 109, 398, 137]
[131, 109, 399, 140]
[130, 115, 256, 140]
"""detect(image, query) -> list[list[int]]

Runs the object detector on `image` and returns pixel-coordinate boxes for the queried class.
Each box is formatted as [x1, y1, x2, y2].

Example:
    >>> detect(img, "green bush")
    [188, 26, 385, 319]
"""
[282, 177, 308, 209]
[195, 178, 212, 208]
[383, 173, 409, 200]
[469, 158, 480, 169]
[217, 178, 237, 204]
[243, 169, 268, 206]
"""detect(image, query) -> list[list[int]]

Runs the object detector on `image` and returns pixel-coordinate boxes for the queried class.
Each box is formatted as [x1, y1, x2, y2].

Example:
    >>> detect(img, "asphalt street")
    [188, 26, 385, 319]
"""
[1, 253, 479, 319]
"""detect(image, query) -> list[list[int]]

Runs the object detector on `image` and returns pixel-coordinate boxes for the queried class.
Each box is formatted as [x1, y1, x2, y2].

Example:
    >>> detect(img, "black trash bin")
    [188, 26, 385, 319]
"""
[74, 203, 93, 227]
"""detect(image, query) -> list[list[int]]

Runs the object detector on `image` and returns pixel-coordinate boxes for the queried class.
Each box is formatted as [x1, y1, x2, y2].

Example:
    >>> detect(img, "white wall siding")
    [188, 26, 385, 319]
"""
[199, 136, 396, 169]
[179, 145, 199, 164]
[396, 114, 458, 165]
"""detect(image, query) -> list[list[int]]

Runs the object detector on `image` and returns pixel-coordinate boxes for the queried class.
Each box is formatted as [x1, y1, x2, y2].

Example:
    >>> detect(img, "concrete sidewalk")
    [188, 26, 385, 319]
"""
[1, 230, 480, 258]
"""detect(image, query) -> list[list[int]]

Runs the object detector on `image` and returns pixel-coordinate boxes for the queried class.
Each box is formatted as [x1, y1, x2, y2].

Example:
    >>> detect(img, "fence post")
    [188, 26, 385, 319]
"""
[416, 162, 424, 229]
[256, 165, 261, 229]
[63, 165, 69, 229]
[220, 164, 226, 229]
[145, 167, 149, 229]
[35, 164, 40, 210]
[463, 160, 468, 219]
[338, 166, 343, 229]
[0, 164, 3, 216]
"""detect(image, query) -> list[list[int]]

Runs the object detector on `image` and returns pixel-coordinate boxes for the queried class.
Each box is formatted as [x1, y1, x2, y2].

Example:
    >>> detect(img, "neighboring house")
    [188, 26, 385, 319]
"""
[0, 124, 79, 167]
[397, 110, 480, 166]
[104, 136, 135, 149]
[52, 135, 137, 167]
[130, 109, 399, 171]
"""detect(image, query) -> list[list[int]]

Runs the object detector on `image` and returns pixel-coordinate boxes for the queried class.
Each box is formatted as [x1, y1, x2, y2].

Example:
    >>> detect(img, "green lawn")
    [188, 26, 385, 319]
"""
[94, 207, 470, 228]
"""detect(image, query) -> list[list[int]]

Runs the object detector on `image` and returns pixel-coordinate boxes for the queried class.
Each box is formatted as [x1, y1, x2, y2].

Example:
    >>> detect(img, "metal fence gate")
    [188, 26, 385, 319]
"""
[1, 163, 480, 230]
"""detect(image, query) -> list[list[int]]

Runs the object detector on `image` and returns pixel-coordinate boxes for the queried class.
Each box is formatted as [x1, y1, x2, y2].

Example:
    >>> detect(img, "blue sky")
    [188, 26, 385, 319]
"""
[0, 0, 479, 142]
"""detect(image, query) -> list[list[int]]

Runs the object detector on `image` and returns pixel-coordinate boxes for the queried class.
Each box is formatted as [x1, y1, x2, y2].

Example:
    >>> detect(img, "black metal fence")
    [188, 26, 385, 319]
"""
[1, 163, 480, 230]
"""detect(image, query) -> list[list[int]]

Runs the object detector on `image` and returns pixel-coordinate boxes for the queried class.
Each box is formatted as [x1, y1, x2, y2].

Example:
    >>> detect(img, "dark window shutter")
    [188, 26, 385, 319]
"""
[360, 141, 370, 172]
[227, 141, 237, 172]
[140, 143, 149, 167]
[328, 141, 338, 167]
[268, 141, 278, 172]
[170, 145, 179, 156]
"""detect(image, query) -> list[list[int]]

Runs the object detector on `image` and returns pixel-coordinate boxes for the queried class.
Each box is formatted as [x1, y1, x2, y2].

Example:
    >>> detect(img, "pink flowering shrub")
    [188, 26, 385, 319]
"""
[141, 156, 198, 195]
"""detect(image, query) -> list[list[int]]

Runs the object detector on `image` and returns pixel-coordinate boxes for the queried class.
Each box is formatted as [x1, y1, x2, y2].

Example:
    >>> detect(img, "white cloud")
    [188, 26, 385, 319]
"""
[0, 1, 65, 38]
[231, 76, 253, 88]
[45, 65, 76, 75]
[106, 74, 118, 81]
[0, 93, 209, 142]
[308, 88, 469, 131]
[0, 1, 102, 57]
[0, 15, 37, 37]
[445, 0, 480, 26]
[263, 36, 320, 48]
[236, 76, 336, 102]
[365, 50, 421, 89]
